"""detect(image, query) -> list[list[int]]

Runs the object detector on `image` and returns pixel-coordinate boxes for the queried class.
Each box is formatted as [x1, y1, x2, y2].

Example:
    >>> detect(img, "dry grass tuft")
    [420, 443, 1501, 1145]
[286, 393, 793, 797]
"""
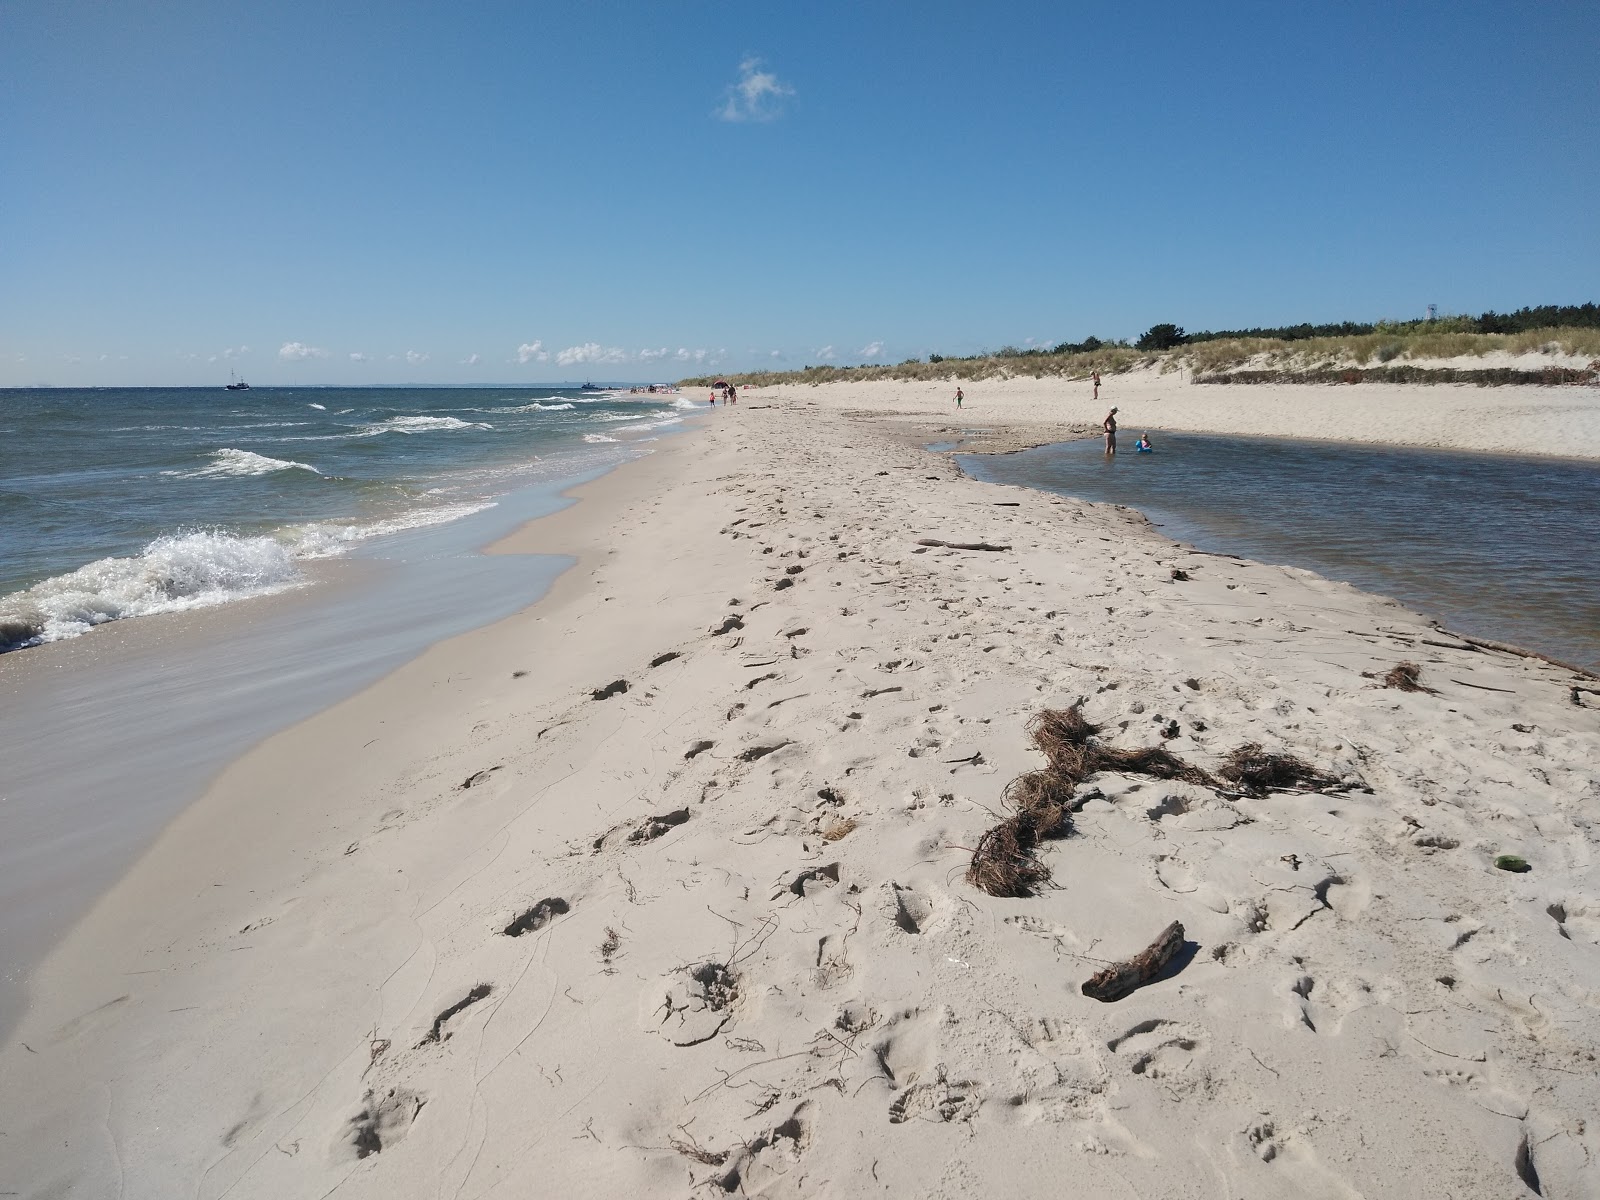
[966, 817, 1052, 897]
[1003, 770, 1077, 838]
[1215, 744, 1339, 798]
[1382, 661, 1437, 693]
[1026, 705, 1100, 775]
[820, 816, 858, 842]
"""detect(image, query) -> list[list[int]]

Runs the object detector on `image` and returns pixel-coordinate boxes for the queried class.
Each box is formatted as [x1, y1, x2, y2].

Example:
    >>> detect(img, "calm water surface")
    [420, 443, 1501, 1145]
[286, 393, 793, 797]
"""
[960, 433, 1600, 673]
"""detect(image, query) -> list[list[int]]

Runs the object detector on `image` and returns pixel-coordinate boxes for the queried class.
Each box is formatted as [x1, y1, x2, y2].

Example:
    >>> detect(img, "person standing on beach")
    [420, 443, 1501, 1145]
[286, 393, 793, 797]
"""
[955, 386, 964, 409]
[1092, 370, 1101, 401]
[1103, 406, 1118, 455]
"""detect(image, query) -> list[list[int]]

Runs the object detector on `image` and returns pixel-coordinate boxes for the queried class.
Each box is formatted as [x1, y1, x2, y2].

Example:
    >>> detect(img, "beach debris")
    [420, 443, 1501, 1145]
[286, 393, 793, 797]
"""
[511, 669, 529, 678]
[1381, 661, 1437, 693]
[599, 926, 621, 967]
[736, 741, 791, 762]
[650, 650, 681, 667]
[419, 984, 492, 1046]
[502, 897, 569, 938]
[1003, 770, 1079, 837]
[1081, 921, 1187, 1002]
[820, 816, 857, 842]
[459, 766, 502, 789]
[1215, 744, 1340, 798]
[655, 961, 740, 1047]
[1171, 568, 1190, 581]
[591, 679, 629, 701]
[1494, 854, 1532, 873]
[915, 538, 1011, 552]
[627, 808, 691, 844]
[774, 577, 794, 590]
[967, 815, 1054, 897]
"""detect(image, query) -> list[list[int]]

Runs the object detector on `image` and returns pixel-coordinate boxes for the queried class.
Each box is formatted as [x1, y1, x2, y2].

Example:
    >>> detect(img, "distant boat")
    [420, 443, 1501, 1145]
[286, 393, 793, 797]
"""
[580, 381, 600, 391]
[225, 370, 250, 391]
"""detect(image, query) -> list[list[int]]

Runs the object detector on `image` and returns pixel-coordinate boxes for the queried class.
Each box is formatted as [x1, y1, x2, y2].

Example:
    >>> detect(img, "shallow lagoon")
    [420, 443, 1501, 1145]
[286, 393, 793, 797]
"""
[960, 433, 1600, 674]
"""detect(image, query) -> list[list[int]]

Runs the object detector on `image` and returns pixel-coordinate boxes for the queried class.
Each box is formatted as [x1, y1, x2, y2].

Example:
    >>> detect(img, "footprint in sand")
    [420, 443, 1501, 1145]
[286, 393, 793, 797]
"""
[334, 1087, 425, 1161]
[1107, 1018, 1205, 1078]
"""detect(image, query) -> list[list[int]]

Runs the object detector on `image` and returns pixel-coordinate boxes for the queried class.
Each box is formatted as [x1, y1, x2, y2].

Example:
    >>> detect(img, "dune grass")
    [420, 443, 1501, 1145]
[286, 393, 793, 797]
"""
[683, 326, 1600, 388]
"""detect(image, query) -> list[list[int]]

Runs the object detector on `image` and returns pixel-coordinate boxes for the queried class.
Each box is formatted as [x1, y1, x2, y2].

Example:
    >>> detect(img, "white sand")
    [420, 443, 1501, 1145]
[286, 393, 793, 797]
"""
[3, 389, 1598, 1198]
[758, 366, 1600, 459]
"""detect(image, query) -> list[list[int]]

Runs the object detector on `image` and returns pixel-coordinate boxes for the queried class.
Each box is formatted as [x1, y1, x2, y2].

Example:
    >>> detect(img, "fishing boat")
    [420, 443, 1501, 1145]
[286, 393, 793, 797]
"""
[225, 370, 250, 391]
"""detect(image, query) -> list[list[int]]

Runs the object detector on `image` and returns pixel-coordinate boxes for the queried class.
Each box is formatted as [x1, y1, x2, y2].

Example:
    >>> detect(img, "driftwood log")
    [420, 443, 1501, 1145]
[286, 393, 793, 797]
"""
[1081, 921, 1186, 1002]
[916, 538, 1011, 552]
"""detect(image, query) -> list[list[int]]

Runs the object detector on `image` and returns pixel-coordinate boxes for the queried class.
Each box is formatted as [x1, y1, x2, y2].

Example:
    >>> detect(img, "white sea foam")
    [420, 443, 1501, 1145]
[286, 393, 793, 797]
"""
[162, 448, 322, 479]
[309, 402, 327, 410]
[613, 416, 685, 433]
[363, 415, 493, 435]
[0, 531, 305, 650]
[486, 401, 575, 413]
[287, 501, 499, 558]
[583, 433, 619, 443]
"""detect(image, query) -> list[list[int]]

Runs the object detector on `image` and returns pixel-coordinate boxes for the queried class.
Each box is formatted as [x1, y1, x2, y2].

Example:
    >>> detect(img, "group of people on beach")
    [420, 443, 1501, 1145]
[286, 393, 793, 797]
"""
[954, 376, 1150, 456]
[708, 383, 737, 406]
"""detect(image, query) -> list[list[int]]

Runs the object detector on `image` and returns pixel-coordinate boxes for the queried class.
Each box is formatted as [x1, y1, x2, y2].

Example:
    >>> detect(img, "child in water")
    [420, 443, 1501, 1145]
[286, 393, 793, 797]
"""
[1135, 433, 1153, 452]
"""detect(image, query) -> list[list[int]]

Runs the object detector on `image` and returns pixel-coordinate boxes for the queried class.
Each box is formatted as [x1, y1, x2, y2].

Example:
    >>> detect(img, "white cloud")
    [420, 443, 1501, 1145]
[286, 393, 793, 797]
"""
[516, 340, 548, 364]
[769, 350, 785, 360]
[815, 345, 836, 361]
[638, 347, 670, 362]
[555, 342, 628, 367]
[222, 345, 248, 359]
[349, 352, 368, 362]
[859, 340, 884, 359]
[717, 56, 794, 122]
[461, 353, 480, 366]
[279, 341, 329, 361]
[405, 350, 429, 365]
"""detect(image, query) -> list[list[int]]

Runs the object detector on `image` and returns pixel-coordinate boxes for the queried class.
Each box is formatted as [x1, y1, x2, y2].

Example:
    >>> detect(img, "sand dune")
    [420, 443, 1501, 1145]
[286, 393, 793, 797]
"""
[3, 394, 1597, 1198]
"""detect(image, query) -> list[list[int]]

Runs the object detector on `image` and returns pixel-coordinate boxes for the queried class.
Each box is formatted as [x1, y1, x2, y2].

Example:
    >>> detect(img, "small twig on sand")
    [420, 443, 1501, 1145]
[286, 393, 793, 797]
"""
[916, 538, 1011, 552]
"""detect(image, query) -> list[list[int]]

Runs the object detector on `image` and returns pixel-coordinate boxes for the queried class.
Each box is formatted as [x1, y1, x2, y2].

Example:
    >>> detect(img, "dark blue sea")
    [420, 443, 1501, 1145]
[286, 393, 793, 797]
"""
[0, 386, 691, 650]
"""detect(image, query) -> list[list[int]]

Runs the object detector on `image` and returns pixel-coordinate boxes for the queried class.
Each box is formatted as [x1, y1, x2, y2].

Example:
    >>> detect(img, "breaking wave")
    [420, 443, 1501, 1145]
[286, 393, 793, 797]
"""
[162, 448, 322, 479]
[362, 415, 493, 435]
[0, 532, 304, 651]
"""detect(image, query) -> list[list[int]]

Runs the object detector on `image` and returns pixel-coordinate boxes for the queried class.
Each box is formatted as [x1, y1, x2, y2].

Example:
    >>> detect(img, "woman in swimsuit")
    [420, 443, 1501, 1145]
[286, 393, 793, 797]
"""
[1103, 406, 1118, 456]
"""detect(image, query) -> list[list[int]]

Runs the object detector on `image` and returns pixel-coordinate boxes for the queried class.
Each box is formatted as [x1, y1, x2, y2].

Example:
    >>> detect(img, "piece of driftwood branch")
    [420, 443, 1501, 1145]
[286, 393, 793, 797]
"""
[1434, 626, 1599, 681]
[1081, 921, 1185, 1002]
[916, 538, 1011, 552]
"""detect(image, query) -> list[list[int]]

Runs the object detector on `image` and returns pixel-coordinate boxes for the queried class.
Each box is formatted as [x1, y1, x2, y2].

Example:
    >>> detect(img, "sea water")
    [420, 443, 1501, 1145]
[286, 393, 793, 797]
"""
[959, 433, 1600, 674]
[0, 386, 692, 647]
[0, 385, 695, 1034]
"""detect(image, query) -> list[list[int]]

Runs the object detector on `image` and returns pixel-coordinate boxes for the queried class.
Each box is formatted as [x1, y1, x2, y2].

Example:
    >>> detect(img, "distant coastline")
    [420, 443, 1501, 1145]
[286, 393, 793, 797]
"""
[682, 304, 1600, 388]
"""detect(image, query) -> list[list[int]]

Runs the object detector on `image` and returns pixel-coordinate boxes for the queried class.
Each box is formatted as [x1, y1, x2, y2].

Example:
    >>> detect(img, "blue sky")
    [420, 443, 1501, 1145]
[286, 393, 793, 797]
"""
[3, 0, 1596, 386]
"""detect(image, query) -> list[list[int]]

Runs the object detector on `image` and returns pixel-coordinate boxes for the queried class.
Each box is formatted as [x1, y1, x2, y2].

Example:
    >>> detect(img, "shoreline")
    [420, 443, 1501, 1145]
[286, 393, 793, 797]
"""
[752, 366, 1600, 460]
[3, 394, 1597, 1198]
[0, 437, 666, 1039]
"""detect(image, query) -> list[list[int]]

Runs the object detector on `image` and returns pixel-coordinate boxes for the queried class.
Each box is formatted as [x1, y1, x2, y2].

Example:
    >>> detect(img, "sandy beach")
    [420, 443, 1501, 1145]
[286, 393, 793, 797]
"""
[755, 365, 1600, 459]
[3, 381, 1599, 1199]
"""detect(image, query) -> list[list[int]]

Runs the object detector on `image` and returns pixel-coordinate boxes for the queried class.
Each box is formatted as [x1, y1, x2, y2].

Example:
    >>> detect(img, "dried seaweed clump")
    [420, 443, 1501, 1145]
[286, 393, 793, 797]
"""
[966, 817, 1053, 897]
[1215, 743, 1339, 798]
[1002, 769, 1077, 839]
[1027, 706, 1101, 777]
[1029, 705, 1214, 788]
[1382, 661, 1437, 693]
